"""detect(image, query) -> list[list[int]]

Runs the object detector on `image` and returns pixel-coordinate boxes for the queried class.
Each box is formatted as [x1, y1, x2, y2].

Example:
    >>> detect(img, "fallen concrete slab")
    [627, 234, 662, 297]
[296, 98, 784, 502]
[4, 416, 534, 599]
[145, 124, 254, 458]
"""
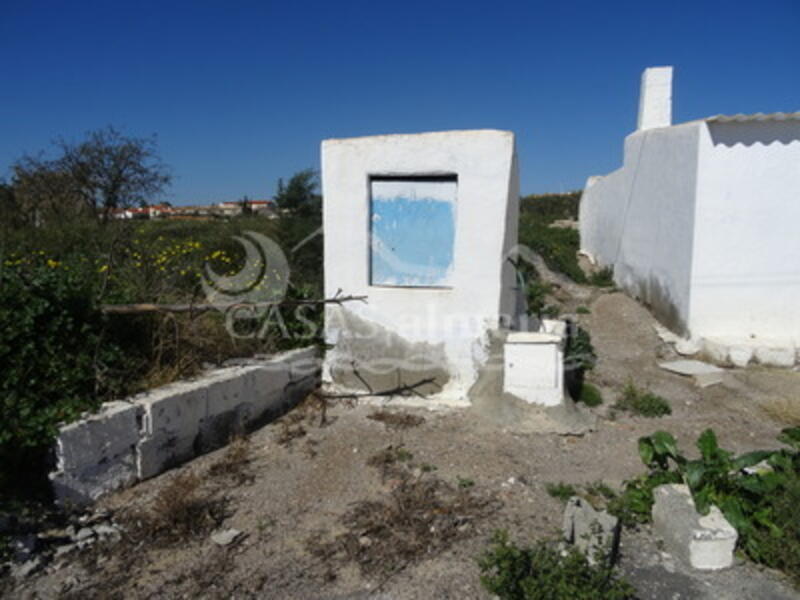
[652, 484, 737, 570]
[658, 359, 725, 388]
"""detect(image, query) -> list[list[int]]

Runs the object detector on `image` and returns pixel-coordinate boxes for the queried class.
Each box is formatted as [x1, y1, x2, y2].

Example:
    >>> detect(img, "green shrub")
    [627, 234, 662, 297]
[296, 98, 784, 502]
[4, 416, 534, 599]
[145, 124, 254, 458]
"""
[518, 216, 587, 284]
[609, 427, 800, 586]
[614, 381, 671, 417]
[0, 258, 132, 494]
[478, 530, 635, 600]
[576, 306, 590, 314]
[579, 383, 604, 407]
[565, 325, 597, 373]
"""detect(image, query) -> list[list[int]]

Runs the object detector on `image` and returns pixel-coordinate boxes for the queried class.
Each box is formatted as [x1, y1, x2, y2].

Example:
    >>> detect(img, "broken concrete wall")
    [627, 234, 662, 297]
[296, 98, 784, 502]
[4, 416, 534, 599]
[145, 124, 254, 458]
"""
[50, 347, 319, 506]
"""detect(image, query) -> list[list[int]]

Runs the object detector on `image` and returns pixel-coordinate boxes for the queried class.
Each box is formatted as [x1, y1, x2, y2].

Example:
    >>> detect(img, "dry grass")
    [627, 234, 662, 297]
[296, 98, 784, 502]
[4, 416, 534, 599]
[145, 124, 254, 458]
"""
[207, 435, 253, 484]
[367, 410, 425, 430]
[761, 397, 800, 426]
[310, 464, 499, 579]
[120, 472, 227, 546]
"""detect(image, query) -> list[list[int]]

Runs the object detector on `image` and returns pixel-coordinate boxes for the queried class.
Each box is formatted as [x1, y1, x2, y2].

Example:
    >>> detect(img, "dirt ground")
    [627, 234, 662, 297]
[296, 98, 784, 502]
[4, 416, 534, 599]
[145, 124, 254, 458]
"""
[5, 291, 800, 599]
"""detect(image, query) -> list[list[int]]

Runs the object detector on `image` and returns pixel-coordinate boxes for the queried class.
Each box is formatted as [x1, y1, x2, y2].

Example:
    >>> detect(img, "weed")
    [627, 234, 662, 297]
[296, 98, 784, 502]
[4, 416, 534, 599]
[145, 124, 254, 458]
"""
[457, 477, 475, 489]
[367, 445, 415, 481]
[478, 530, 635, 600]
[545, 482, 577, 502]
[367, 410, 425, 430]
[614, 381, 671, 417]
[578, 382, 603, 407]
[421, 463, 437, 473]
[589, 267, 615, 288]
[207, 435, 252, 484]
[576, 306, 590, 314]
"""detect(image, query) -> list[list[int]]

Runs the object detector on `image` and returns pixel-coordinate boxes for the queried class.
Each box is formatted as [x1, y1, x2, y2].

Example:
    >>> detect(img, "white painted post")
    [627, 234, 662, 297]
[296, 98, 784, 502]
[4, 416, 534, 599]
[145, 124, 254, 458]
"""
[637, 66, 673, 131]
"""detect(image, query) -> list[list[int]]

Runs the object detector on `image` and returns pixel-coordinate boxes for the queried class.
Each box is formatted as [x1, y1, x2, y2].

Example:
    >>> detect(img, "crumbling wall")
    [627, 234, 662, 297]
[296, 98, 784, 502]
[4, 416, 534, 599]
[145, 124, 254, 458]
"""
[49, 347, 319, 506]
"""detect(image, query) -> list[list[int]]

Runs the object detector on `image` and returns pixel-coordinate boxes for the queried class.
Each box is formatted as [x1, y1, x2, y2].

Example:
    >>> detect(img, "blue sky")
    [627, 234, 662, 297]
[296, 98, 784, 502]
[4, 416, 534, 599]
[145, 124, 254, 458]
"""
[1, 0, 798, 204]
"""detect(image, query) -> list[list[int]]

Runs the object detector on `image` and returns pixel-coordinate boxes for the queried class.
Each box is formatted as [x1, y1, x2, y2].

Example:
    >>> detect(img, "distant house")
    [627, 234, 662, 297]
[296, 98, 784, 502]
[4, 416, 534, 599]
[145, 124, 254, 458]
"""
[580, 67, 800, 367]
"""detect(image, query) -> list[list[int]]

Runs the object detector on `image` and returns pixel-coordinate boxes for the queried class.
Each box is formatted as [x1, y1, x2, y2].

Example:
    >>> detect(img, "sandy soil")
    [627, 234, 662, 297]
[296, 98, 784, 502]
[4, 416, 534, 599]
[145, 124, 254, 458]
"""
[5, 291, 800, 599]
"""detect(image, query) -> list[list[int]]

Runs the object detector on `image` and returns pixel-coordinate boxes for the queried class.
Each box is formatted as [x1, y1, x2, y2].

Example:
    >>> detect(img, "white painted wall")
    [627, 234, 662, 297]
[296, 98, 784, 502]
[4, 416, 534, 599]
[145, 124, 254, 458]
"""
[580, 122, 701, 333]
[322, 130, 519, 403]
[690, 120, 800, 347]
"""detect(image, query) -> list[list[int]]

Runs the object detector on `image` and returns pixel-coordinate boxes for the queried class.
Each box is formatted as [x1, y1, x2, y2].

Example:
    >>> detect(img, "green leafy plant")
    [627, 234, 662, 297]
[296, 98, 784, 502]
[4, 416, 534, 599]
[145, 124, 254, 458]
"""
[576, 306, 590, 315]
[478, 530, 635, 600]
[614, 381, 671, 417]
[610, 427, 800, 586]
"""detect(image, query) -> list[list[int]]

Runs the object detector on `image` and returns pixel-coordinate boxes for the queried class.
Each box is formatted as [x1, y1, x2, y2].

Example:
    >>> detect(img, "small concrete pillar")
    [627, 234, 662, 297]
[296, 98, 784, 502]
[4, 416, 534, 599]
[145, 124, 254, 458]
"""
[503, 320, 566, 406]
[637, 66, 673, 131]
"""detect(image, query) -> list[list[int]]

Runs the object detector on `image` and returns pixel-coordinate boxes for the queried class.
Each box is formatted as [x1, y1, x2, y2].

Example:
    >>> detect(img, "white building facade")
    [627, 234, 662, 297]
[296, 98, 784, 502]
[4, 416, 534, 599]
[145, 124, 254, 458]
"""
[580, 67, 800, 366]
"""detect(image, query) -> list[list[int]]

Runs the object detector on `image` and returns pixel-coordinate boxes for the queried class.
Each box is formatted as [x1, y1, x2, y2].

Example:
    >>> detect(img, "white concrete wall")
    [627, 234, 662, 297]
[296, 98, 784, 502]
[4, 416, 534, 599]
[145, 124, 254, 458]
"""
[50, 348, 319, 506]
[690, 120, 800, 351]
[322, 130, 519, 404]
[580, 122, 701, 333]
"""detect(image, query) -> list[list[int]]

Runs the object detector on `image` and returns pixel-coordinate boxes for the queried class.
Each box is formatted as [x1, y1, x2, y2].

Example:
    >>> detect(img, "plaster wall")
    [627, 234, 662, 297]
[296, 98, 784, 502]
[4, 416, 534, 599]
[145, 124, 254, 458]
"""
[321, 130, 519, 403]
[580, 123, 701, 333]
[690, 121, 800, 347]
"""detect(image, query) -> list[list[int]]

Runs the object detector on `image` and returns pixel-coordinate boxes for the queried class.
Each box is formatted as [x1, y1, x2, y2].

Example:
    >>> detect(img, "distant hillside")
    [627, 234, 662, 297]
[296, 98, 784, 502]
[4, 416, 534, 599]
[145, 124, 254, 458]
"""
[520, 191, 581, 224]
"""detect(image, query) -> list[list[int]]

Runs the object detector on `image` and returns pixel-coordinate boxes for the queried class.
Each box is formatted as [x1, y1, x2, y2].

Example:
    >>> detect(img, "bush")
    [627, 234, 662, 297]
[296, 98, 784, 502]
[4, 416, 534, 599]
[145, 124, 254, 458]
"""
[579, 383, 604, 407]
[478, 531, 635, 600]
[0, 258, 132, 494]
[614, 381, 671, 417]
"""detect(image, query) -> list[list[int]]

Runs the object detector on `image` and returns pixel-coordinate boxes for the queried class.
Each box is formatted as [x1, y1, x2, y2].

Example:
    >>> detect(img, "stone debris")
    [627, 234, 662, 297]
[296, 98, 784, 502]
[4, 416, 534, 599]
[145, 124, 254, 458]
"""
[653, 324, 700, 356]
[562, 496, 620, 565]
[211, 528, 242, 546]
[652, 484, 737, 570]
[11, 557, 42, 579]
[658, 359, 725, 388]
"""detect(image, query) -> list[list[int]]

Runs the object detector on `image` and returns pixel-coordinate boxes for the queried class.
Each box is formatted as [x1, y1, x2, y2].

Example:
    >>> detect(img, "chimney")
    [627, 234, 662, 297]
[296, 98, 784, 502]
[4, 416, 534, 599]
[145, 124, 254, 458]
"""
[637, 66, 673, 131]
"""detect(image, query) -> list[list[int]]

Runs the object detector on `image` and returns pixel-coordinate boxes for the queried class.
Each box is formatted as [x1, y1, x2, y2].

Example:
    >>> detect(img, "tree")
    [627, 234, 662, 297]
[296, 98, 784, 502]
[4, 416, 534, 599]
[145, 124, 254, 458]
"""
[273, 169, 320, 218]
[11, 126, 171, 224]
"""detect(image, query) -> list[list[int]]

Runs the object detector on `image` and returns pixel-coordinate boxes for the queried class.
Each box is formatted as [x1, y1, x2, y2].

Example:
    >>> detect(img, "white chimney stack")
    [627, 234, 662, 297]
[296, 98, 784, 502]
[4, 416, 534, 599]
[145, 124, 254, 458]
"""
[637, 66, 673, 131]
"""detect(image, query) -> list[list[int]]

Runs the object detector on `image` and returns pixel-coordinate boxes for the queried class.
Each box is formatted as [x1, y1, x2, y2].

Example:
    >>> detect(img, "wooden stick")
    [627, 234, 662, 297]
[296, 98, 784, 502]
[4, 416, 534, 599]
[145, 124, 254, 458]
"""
[101, 294, 367, 315]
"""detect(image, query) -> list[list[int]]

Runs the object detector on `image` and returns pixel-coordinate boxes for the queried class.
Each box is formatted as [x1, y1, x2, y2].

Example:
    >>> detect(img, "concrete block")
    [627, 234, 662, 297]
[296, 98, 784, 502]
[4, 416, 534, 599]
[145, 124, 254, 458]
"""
[754, 344, 796, 368]
[136, 383, 208, 480]
[652, 484, 737, 570]
[562, 496, 620, 565]
[728, 345, 754, 368]
[275, 347, 321, 382]
[50, 401, 141, 506]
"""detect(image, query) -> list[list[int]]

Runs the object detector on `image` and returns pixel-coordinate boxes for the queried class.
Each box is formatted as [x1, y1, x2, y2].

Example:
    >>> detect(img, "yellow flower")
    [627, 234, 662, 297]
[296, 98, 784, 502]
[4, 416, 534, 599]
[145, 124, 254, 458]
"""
[47, 259, 59, 268]
[98, 265, 109, 273]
